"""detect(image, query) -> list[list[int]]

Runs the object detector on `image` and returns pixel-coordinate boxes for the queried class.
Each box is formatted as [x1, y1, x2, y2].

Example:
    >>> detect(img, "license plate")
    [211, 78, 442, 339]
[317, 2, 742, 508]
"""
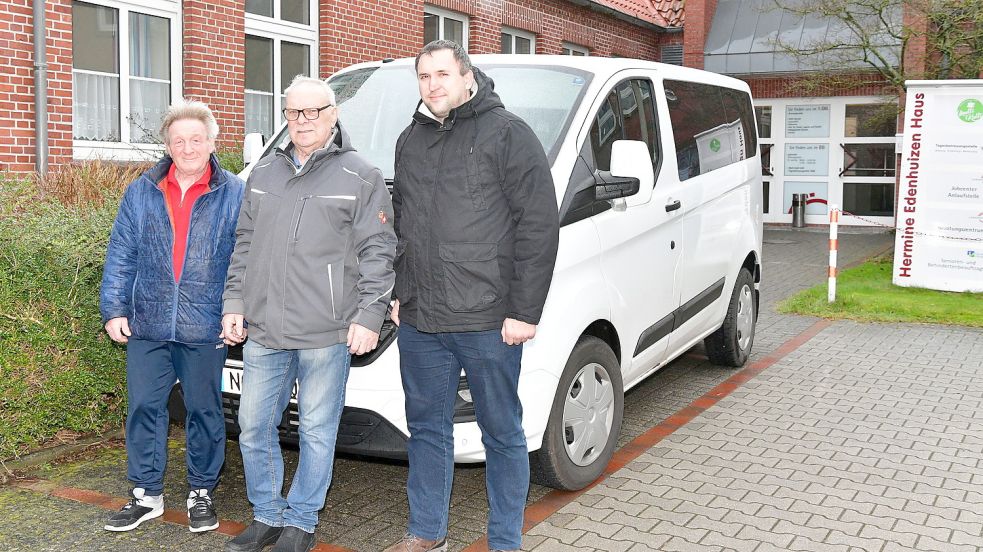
[222, 367, 298, 401]
[222, 367, 243, 394]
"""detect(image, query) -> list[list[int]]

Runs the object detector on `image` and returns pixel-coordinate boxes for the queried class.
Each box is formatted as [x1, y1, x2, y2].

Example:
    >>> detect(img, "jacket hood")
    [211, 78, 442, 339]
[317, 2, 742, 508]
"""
[143, 153, 228, 190]
[413, 66, 504, 129]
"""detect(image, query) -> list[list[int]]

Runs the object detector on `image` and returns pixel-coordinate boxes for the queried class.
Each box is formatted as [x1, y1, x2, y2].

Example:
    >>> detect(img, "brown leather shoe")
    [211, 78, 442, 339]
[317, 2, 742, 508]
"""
[382, 533, 447, 552]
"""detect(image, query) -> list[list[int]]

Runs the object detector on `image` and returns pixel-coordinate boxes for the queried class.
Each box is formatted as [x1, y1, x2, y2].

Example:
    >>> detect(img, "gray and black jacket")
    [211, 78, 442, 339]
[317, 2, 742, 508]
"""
[223, 125, 397, 349]
[392, 67, 560, 333]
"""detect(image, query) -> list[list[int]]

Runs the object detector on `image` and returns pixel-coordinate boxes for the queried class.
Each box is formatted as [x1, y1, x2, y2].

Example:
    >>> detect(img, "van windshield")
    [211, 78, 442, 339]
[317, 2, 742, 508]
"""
[313, 64, 591, 179]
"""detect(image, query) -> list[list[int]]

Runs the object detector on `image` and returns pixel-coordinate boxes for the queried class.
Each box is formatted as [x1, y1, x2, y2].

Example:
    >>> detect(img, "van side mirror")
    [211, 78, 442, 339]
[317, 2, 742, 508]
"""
[594, 173, 640, 200]
[595, 140, 654, 204]
[243, 133, 265, 165]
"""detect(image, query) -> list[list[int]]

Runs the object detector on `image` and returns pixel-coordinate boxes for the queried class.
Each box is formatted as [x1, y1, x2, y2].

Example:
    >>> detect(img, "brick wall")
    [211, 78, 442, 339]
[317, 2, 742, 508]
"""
[319, 0, 666, 74]
[1, 0, 668, 173]
[183, 0, 245, 150]
[743, 72, 896, 100]
[320, 0, 424, 76]
[0, 0, 72, 173]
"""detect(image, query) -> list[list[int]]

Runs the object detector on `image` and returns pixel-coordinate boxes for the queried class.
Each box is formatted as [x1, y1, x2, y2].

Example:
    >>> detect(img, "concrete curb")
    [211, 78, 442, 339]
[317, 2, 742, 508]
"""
[3, 428, 125, 473]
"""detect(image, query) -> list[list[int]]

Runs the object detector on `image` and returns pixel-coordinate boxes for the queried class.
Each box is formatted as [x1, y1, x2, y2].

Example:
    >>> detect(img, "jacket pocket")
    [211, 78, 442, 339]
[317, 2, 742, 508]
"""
[438, 242, 501, 312]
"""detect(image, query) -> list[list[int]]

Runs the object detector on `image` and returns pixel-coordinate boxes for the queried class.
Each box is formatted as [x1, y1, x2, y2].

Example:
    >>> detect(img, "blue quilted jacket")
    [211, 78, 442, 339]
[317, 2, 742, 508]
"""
[100, 154, 244, 344]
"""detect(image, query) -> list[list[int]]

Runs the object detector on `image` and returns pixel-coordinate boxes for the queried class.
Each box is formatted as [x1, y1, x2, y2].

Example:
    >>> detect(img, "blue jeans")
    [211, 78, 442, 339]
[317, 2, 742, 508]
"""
[125, 339, 227, 495]
[398, 323, 528, 550]
[238, 340, 351, 533]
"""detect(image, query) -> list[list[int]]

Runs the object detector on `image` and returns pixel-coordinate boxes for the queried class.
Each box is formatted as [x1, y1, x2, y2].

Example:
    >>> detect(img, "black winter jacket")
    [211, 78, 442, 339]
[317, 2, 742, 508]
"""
[392, 67, 560, 333]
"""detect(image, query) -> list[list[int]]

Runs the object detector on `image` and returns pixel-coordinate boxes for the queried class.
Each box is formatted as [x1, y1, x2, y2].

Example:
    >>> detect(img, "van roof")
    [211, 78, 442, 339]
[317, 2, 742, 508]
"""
[333, 54, 752, 93]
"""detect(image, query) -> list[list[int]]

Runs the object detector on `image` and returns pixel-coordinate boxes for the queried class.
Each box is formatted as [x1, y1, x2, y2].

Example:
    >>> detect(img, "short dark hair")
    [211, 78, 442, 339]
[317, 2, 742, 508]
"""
[415, 40, 472, 75]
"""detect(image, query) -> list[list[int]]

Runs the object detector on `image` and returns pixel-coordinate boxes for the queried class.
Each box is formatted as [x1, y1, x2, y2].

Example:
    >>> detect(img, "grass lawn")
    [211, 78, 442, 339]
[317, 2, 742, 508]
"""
[778, 254, 983, 327]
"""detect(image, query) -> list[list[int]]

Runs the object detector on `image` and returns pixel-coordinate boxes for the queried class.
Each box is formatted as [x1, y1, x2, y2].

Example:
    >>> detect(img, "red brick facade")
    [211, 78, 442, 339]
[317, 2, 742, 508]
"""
[1, 0, 72, 173]
[183, 0, 246, 150]
[3, 0, 673, 173]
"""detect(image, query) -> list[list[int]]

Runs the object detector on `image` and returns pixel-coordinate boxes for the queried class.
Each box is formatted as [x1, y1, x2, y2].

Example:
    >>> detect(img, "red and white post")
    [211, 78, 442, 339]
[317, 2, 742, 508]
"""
[828, 204, 840, 303]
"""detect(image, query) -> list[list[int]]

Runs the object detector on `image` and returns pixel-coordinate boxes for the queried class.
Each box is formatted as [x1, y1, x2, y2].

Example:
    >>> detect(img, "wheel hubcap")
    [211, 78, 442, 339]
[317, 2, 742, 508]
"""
[736, 283, 754, 350]
[562, 362, 615, 466]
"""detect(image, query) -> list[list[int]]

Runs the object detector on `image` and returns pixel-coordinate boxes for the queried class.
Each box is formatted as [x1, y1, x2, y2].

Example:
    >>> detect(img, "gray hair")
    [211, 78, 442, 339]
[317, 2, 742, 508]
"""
[283, 75, 336, 105]
[159, 98, 219, 144]
[415, 40, 472, 75]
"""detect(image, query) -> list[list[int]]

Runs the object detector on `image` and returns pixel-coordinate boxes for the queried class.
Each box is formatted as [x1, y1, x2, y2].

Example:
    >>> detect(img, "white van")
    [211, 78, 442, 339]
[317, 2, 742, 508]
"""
[175, 55, 763, 491]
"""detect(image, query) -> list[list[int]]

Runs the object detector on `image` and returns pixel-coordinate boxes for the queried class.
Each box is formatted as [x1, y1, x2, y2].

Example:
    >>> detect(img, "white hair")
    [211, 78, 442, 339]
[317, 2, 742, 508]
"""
[283, 75, 336, 105]
[159, 98, 219, 144]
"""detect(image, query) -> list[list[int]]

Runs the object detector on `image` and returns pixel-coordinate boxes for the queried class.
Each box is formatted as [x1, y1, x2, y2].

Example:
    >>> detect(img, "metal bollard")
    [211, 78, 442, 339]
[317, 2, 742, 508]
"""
[791, 193, 806, 228]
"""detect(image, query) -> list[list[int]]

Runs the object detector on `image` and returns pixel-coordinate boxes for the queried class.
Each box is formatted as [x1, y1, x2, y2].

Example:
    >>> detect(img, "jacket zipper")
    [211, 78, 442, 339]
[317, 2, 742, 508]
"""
[327, 263, 337, 319]
[159, 177, 221, 339]
[293, 195, 311, 241]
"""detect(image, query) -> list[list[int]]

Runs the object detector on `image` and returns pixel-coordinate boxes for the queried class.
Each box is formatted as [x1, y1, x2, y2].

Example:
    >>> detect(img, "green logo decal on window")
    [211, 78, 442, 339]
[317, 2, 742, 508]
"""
[710, 138, 721, 152]
[957, 99, 983, 123]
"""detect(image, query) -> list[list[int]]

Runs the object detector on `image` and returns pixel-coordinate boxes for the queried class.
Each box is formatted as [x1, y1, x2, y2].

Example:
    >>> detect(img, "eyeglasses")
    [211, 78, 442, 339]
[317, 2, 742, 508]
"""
[282, 104, 334, 121]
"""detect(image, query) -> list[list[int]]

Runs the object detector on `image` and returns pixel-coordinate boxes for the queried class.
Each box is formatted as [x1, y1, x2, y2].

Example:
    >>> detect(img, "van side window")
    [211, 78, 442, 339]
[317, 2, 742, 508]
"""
[589, 79, 659, 176]
[664, 80, 756, 181]
[589, 90, 623, 172]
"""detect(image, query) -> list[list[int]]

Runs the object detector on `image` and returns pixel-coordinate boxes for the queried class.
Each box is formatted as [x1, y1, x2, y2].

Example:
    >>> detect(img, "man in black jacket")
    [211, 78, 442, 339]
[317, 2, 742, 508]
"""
[385, 41, 560, 552]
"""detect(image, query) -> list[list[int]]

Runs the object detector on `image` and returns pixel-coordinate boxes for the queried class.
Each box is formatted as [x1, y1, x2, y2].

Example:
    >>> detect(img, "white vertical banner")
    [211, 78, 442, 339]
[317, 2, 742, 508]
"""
[894, 80, 983, 292]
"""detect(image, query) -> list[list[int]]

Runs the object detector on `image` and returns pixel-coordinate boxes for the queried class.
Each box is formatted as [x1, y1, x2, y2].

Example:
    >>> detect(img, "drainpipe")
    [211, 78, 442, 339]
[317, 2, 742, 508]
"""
[34, 0, 49, 174]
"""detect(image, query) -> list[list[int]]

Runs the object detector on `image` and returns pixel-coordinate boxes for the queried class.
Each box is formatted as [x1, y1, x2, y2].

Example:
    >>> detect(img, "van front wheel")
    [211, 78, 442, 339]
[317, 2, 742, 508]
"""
[530, 336, 624, 491]
[704, 267, 756, 367]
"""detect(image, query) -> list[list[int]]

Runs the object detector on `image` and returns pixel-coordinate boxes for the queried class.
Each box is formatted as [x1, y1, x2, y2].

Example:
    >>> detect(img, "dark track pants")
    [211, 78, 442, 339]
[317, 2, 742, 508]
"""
[125, 339, 227, 495]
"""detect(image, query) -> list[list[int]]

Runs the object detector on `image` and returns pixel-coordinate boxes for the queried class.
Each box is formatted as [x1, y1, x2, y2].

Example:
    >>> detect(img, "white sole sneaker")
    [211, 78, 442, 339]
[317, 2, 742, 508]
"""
[103, 504, 164, 531]
[189, 519, 220, 533]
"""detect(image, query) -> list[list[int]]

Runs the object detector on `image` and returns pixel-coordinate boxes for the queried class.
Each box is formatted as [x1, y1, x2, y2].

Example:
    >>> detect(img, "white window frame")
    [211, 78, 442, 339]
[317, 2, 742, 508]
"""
[423, 5, 469, 49]
[753, 96, 897, 227]
[501, 27, 535, 55]
[561, 42, 589, 56]
[245, 4, 318, 133]
[73, 0, 182, 162]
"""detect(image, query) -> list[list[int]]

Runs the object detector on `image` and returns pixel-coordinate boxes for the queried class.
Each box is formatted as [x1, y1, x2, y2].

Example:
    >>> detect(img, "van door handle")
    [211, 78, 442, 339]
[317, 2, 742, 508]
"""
[665, 200, 681, 212]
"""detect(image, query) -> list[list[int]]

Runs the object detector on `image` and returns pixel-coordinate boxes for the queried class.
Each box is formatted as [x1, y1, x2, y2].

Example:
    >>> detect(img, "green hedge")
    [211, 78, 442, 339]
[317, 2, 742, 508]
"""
[0, 178, 127, 460]
[0, 153, 243, 460]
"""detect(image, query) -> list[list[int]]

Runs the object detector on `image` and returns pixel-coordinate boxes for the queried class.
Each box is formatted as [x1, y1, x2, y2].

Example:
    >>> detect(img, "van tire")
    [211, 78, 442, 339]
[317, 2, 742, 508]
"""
[530, 336, 623, 491]
[704, 267, 756, 367]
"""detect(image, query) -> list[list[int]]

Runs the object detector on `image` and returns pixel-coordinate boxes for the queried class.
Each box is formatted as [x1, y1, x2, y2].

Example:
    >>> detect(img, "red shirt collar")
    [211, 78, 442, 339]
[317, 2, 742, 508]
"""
[165, 160, 212, 192]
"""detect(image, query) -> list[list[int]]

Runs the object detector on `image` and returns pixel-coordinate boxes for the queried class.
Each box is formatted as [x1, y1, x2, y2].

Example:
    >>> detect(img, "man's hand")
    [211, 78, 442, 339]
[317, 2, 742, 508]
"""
[220, 313, 247, 345]
[390, 299, 400, 326]
[348, 323, 380, 355]
[502, 318, 536, 346]
[105, 317, 132, 343]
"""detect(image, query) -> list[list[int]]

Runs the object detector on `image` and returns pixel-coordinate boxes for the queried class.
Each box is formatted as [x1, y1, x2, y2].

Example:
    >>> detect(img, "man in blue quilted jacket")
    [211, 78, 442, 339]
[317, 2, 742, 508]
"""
[99, 98, 244, 534]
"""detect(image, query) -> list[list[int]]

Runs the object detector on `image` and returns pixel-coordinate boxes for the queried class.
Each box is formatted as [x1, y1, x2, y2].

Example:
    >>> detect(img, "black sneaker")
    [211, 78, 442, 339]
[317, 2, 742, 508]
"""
[104, 488, 164, 531]
[271, 526, 316, 552]
[187, 489, 219, 532]
[225, 520, 283, 552]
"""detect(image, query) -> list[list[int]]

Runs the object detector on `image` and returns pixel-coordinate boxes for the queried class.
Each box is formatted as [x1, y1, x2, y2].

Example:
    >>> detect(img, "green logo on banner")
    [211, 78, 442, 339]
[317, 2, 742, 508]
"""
[957, 99, 983, 123]
[710, 138, 721, 152]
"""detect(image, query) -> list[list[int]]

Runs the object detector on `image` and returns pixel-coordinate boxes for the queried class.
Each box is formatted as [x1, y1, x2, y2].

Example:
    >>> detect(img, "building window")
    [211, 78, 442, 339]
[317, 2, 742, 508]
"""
[423, 6, 467, 48]
[72, 1, 176, 146]
[501, 27, 535, 54]
[841, 103, 896, 177]
[843, 182, 894, 216]
[561, 42, 589, 56]
[245, 1, 316, 138]
[246, 0, 310, 25]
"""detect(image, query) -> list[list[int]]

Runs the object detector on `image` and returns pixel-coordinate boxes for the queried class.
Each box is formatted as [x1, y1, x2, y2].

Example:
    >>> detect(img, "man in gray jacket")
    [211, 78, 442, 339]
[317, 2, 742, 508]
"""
[221, 75, 396, 552]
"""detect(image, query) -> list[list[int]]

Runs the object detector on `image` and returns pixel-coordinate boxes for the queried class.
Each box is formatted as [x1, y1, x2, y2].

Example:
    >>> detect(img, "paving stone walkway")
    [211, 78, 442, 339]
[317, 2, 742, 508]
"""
[520, 229, 983, 551]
